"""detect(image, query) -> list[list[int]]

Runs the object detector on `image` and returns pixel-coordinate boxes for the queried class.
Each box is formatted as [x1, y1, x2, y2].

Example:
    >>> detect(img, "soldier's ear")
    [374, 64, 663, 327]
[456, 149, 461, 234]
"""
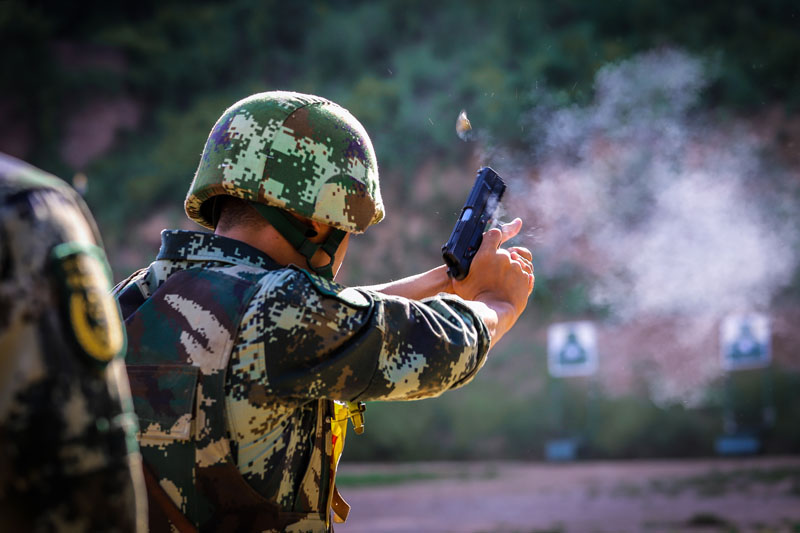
[306, 220, 328, 242]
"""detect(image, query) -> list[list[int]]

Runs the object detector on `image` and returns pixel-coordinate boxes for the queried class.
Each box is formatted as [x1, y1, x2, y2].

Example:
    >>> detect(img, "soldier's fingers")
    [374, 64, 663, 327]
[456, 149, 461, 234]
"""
[511, 251, 533, 277]
[510, 253, 535, 294]
[481, 219, 521, 253]
[498, 218, 522, 246]
[508, 246, 532, 263]
[481, 228, 504, 251]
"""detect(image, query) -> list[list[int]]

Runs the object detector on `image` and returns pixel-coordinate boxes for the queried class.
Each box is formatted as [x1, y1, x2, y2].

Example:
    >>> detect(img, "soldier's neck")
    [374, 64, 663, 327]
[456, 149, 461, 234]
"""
[216, 224, 302, 268]
[215, 222, 347, 277]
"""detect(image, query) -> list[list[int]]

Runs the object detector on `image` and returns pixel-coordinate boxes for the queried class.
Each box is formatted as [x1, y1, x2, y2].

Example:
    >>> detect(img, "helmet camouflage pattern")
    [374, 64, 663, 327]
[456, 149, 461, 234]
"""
[186, 91, 384, 233]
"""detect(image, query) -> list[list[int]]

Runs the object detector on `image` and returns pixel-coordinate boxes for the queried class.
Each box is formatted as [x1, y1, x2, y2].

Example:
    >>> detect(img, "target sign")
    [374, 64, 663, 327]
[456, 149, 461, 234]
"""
[547, 321, 598, 377]
[720, 313, 771, 371]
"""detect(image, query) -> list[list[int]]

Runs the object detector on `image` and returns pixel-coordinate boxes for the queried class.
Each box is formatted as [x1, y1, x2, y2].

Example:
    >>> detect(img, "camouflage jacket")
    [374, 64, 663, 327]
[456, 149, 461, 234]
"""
[0, 155, 145, 532]
[116, 229, 490, 532]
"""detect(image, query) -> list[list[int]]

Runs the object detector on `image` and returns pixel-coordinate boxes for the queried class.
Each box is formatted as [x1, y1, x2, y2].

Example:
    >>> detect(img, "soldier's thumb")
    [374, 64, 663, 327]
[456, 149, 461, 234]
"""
[481, 228, 504, 251]
[500, 218, 522, 244]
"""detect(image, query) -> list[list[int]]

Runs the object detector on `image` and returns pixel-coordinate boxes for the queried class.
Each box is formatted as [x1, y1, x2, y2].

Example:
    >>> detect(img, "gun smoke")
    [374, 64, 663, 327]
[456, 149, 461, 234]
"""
[498, 49, 800, 400]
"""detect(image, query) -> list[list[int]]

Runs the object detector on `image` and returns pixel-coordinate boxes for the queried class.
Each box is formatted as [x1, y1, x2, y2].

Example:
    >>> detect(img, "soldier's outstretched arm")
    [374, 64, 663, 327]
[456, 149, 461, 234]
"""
[252, 269, 498, 402]
[358, 265, 453, 301]
[360, 218, 533, 346]
[248, 223, 532, 403]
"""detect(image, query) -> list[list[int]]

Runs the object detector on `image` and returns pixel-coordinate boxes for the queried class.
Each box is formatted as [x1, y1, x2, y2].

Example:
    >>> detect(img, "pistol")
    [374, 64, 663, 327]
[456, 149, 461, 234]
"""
[442, 167, 507, 280]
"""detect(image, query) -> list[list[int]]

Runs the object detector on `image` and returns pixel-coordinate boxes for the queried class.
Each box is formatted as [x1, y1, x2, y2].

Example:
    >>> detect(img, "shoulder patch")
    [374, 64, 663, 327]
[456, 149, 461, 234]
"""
[51, 242, 126, 365]
[292, 265, 371, 309]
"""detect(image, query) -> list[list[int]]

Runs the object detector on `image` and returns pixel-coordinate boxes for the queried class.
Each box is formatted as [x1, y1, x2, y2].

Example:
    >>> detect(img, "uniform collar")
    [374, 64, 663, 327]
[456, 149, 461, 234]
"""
[156, 229, 282, 271]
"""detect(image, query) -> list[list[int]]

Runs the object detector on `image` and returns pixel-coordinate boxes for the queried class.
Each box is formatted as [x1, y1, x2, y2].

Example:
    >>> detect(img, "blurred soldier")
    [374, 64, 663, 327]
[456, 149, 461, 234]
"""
[0, 154, 146, 532]
[115, 91, 534, 532]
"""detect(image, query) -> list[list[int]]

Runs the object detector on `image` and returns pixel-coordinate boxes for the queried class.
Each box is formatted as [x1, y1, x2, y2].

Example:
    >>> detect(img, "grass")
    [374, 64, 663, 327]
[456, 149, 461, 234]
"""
[643, 512, 735, 532]
[610, 482, 645, 498]
[643, 514, 800, 533]
[685, 512, 730, 527]
[647, 466, 800, 498]
[335, 470, 441, 487]
[335, 464, 499, 488]
[475, 527, 563, 533]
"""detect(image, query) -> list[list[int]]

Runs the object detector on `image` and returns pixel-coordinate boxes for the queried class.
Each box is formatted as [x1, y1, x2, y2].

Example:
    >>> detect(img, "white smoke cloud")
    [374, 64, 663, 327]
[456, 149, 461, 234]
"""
[524, 48, 800, 321]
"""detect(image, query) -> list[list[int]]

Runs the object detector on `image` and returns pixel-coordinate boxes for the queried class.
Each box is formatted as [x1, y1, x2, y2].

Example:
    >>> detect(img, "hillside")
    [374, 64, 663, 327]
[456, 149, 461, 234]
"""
[3, 0, 800, 460]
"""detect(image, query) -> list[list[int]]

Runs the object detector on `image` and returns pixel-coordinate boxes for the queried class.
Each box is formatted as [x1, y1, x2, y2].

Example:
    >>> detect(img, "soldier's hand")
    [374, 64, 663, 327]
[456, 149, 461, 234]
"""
[451, 218, 534, 343]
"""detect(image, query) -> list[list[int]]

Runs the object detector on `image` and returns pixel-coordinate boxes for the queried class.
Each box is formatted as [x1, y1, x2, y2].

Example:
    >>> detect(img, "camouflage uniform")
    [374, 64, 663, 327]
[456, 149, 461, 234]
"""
[0, 154, 146, 532]
[116, 230, 489, 532]
[117, 91, 491, 532]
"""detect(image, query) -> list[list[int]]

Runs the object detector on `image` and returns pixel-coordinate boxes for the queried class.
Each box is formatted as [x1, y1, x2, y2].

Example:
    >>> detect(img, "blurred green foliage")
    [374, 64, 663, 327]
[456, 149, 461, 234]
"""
[4, 0, 800, 227]
[345, 364, 800, 461]
[3, 0, 799, 461]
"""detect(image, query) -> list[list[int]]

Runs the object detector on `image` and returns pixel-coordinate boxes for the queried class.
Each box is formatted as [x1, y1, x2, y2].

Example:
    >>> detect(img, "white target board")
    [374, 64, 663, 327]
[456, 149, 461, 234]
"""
[548, 321, 598, 377]
[720, 313, 771, 371]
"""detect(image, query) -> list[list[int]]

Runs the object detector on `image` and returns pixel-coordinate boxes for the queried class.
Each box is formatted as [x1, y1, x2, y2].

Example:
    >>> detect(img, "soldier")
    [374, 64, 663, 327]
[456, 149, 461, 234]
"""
[115, 91, 534, 532]
[0, 154, 146, 532]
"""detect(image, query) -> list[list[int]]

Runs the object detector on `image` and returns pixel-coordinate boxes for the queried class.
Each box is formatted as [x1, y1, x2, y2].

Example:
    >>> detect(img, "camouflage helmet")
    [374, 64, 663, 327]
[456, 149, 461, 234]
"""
[185, 91, 384, 234]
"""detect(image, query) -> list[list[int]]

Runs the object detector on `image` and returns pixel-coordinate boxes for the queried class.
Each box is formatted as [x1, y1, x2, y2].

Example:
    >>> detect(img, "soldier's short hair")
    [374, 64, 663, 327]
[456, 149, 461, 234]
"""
[213, 196, 266, 232]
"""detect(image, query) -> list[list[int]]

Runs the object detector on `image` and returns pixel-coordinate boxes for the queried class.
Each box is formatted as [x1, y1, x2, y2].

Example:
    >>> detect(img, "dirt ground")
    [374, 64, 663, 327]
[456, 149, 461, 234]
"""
[335, 457, 800, 533]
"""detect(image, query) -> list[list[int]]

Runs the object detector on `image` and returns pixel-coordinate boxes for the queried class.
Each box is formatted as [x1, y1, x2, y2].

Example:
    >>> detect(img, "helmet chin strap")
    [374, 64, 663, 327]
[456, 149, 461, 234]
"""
[249, 202, 345, 280]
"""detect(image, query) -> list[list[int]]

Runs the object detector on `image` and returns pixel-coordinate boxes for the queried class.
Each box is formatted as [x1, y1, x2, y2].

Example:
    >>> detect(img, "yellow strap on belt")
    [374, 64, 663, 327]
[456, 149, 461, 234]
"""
[331, 485, 351, 523]
[345, 400, 366, 434]
[329, 400, 366, 524]
[331, 401, 349, 470]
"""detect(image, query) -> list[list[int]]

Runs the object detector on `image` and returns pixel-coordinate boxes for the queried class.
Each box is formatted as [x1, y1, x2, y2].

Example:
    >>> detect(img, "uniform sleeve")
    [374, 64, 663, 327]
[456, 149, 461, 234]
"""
[253, 272, 490, 402]
[0, 183, 144, 532]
